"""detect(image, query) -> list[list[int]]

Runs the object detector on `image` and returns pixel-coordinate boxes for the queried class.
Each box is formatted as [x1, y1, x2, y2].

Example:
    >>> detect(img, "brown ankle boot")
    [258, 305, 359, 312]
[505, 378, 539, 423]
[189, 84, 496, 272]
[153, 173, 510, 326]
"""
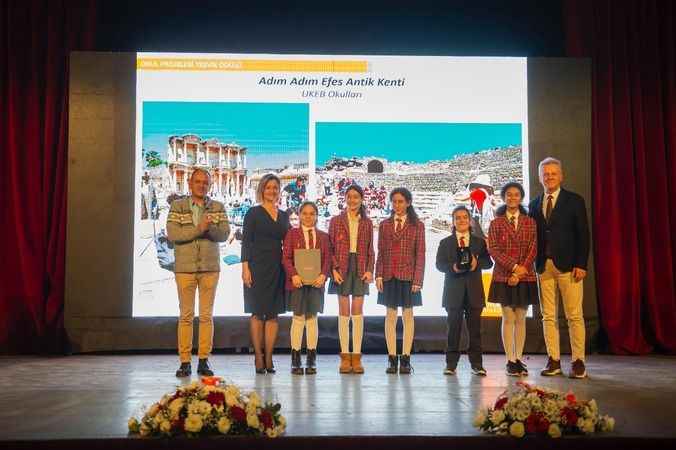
[351, 353, 364, 374]
[339, 353, 352, 373]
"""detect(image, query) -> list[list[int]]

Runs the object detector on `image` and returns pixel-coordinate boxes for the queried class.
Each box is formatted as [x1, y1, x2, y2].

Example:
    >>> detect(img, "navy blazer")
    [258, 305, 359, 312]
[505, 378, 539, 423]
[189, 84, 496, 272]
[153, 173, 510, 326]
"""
[435, 232, 493, 310]
[528, 188, 590, 274]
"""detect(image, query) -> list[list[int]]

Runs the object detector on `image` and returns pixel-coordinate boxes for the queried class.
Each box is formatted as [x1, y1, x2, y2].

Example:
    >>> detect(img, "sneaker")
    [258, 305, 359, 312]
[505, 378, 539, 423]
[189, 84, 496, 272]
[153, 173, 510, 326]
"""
[386, 355, 398, 374]
[516, 359, 529, 376]
[540, 357, 562, 376]
[471, 366, 487, 376]
[399, 355, 413, 374]
[506, 361, 521, 377]
[444, 365, 456, 375]
[197, 358, 214, 376]
[569, 359, 587, 379]
[175, 362, 191, 378]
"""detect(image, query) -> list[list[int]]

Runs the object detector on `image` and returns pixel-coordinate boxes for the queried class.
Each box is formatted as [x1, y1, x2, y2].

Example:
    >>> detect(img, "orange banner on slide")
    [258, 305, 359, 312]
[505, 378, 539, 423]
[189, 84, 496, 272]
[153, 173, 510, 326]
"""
[137, 58, 368, 73]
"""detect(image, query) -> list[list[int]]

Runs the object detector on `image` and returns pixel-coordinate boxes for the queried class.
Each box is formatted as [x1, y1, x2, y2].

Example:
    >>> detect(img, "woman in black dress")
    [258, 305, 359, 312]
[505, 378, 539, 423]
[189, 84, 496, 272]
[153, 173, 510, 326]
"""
[241, 174, 290, 374]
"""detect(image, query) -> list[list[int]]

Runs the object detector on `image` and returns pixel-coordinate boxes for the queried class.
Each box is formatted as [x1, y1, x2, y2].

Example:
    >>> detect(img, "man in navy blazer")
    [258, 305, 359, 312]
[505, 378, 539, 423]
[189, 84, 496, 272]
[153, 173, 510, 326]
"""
[529, 157, 590, 379]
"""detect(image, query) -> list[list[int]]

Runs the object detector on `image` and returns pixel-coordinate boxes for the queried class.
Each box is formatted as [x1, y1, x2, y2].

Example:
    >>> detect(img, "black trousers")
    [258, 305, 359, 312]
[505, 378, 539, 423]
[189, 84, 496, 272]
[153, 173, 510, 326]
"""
[446, 291, 483, 369]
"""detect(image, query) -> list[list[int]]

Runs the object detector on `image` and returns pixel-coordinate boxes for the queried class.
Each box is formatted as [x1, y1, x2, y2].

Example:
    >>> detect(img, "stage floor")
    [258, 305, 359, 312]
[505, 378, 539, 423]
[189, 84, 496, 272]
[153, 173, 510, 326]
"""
[0, 354, 675, 441]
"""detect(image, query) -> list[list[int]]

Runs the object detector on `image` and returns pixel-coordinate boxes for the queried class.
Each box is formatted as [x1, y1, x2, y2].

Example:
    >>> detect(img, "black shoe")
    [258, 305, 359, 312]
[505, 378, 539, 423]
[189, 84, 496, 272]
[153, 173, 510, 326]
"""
[265, 354, 276, 374]
[541, 357, 562, 376]
[175, 362, 191, 378]
[254, 355, 265, 375]
[471, 366, 487, 376]
[291, 350, 304, 375]
[569, 359, 587, 379]
[506, 361, 521, 377]
[305, 349, 317, 375]
[516, 359, 529, 376]
[399, 355, 412, 374]
[197, 359, 214, 376]
[386, 355, 398, 374]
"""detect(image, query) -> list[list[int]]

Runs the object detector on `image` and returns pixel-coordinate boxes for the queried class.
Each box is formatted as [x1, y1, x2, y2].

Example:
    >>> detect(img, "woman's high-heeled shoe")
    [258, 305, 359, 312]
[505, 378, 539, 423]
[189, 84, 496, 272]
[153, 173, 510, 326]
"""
[265, 354, 276, 374]
[255, 354, 266, 374]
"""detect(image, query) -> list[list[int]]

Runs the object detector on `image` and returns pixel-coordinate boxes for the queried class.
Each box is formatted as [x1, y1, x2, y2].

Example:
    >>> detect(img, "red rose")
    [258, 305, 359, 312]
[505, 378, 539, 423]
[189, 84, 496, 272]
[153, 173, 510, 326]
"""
[206, 391, 225, 407]
[561, 407, 578, 426]
[525, 414, 539, 434]
[537, 417, 550, 434]
[494, 397, 508, 410]
[230, 405, 247, 423]
[566, 392, 577, 405]
[259, 410, 274, 429]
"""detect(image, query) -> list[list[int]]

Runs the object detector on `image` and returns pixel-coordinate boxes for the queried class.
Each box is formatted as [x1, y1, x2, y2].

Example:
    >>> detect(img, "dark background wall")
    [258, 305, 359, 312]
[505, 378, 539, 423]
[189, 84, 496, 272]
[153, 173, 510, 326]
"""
[94, 0, 565, 56]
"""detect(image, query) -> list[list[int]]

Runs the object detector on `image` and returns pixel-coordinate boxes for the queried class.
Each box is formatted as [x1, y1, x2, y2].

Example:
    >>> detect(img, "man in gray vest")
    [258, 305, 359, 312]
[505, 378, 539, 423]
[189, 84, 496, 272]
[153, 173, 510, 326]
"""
[167, 168, 230, 377]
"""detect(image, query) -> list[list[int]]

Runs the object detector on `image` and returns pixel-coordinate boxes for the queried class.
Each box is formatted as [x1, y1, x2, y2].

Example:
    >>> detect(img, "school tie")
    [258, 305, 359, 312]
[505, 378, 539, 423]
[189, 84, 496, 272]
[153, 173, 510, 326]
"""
[545, 195, 553, 222]
[459, 236, 466, 248]
[308, 228, 315, 249]
[509, 215, 516, 230]
[395, 218, 403, 233]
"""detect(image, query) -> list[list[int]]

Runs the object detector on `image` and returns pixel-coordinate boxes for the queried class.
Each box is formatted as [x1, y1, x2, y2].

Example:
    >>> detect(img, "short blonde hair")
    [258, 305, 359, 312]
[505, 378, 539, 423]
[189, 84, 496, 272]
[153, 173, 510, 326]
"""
[538, 157, 563, 177]
[256, 173, 281, 203]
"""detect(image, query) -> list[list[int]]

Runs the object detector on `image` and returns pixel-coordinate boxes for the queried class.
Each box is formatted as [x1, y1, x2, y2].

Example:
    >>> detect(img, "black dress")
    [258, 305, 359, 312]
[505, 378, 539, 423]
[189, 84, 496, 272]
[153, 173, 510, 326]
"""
[241, 205, 290, 318]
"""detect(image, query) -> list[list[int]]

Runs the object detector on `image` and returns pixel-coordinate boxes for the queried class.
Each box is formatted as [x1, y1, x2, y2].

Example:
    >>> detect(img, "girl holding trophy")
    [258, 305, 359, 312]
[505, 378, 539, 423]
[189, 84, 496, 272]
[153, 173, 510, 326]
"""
[436, 205, 493, 376]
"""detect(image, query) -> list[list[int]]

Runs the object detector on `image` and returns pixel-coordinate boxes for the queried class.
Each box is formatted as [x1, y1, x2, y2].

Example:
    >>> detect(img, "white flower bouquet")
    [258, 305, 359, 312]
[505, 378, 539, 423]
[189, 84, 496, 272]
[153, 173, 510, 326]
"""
[474, 381, 615, 438]
[128, 377, 286, 438]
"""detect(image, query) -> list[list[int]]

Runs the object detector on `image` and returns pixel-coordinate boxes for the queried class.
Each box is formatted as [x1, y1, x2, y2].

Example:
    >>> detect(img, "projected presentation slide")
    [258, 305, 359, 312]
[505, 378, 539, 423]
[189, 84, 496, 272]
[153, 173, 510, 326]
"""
[133, 53, 528, 317]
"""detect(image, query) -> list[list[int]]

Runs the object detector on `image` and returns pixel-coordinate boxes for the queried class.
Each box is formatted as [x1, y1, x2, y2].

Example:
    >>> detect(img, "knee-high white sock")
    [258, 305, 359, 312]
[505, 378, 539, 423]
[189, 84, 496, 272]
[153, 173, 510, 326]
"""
[514, 307, 527, 360]
[351, 315, 364, 354]
[385, 308, 398, 356]
[501, 306, 516, 362]
[291, 315, 306, 351]
[338, 315, 350, 353]
[305, 315, 318, 350]
[402, 307, 414, 355]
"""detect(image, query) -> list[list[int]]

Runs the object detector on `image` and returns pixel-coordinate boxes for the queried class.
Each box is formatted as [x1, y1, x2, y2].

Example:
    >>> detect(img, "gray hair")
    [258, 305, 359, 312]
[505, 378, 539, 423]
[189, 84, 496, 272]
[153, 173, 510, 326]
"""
[538, 157, 563, 177]
[256, 173, 281, 203]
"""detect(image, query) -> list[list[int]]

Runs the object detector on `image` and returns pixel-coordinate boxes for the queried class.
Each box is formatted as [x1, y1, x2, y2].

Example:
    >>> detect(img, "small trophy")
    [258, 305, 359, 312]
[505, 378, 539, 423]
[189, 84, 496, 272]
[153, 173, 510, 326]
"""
[456, 246, 472, 272]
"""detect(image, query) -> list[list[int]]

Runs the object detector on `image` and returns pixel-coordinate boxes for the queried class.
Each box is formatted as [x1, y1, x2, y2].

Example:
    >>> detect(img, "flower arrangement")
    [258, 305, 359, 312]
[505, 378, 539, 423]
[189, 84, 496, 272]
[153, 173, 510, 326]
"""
[473, 381, 615, 438]
[128, 377, 286, 438]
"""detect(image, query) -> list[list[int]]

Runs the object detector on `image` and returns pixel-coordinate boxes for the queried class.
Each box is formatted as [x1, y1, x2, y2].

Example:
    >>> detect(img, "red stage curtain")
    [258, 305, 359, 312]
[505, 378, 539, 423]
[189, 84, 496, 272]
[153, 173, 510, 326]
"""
[564, 0, 676, 353]
[0, 1, 96, 353]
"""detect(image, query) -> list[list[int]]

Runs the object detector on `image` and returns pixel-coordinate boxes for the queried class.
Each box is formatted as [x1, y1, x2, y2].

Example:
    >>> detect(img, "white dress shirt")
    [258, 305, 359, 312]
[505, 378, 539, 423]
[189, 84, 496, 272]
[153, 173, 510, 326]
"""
[301, 225, 317, 249]
[542, 187, 561, 216]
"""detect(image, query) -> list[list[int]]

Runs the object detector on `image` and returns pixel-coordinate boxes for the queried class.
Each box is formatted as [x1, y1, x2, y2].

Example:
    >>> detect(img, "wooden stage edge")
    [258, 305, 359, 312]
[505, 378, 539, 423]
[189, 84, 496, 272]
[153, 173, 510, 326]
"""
[0, 354, 675, 449]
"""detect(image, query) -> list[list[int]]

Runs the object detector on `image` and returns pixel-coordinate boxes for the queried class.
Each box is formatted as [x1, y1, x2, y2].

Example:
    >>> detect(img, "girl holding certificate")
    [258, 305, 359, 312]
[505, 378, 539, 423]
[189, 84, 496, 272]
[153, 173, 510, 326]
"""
[375, 187, 426, 374]
[328, 184, 375, 374]
[282, 201, 332, 375]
